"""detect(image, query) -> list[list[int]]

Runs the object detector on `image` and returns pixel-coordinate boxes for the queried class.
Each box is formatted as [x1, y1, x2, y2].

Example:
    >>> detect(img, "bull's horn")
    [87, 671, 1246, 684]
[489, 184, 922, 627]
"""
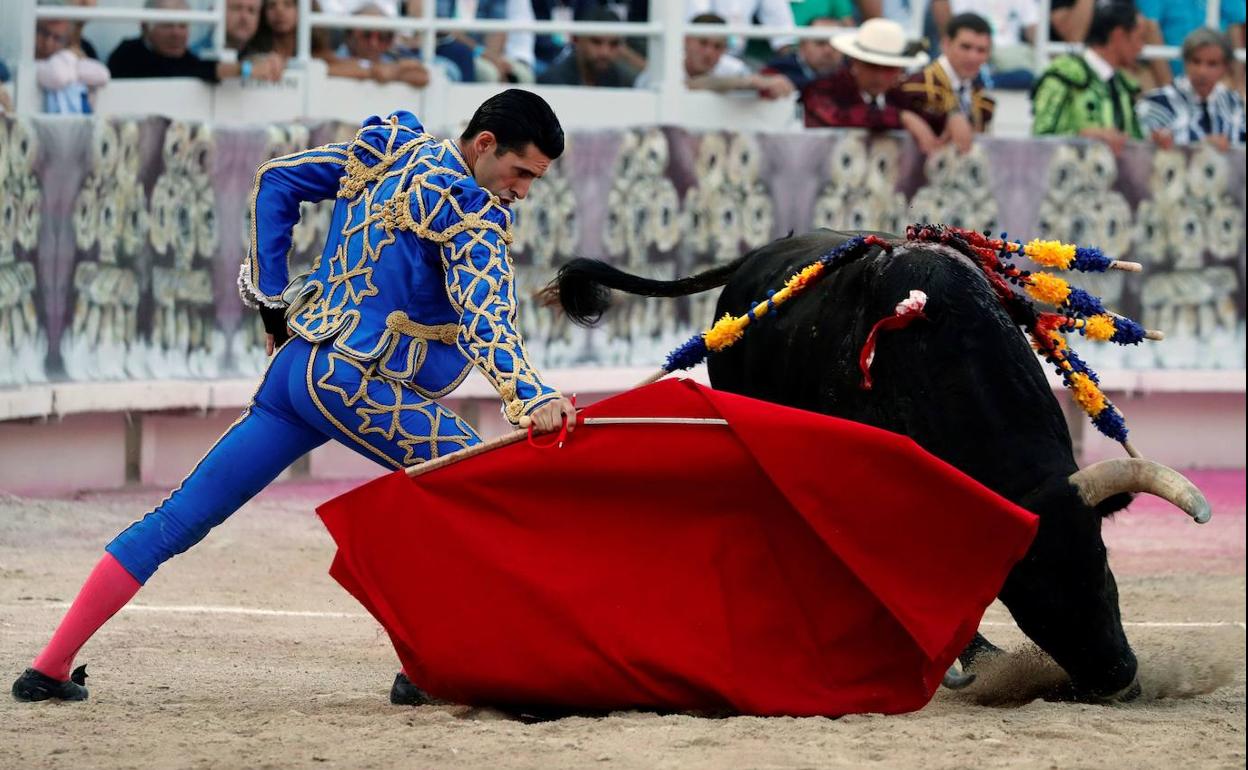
[941, 663, 975, 690]
[1069, 458, 1211, 524]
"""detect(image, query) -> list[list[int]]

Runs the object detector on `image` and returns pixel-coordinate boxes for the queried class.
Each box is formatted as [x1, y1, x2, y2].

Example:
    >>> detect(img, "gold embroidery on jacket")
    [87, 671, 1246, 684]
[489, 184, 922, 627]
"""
[309, 349, 479, 465]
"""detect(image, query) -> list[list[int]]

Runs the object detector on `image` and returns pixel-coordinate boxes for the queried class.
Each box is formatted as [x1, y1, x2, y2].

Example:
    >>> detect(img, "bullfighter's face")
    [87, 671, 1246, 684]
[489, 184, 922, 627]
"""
[466, 132, 551, 207]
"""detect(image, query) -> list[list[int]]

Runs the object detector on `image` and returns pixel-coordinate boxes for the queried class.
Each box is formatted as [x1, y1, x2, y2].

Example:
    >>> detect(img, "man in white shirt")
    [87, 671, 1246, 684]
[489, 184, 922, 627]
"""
[636, 12, 794, 99]
[902, 12, 996, 150]
[931, 0, 1038, 85]
[684, 0, 797, 56]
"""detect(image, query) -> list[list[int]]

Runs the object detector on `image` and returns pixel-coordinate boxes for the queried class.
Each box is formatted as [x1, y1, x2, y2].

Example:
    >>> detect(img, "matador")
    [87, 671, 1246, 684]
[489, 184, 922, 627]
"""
[13, 89, 577, 705]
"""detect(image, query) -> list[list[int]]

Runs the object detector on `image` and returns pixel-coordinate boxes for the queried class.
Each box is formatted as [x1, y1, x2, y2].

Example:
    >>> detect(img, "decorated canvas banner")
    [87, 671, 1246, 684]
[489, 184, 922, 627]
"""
[0, 115, 1242, 386]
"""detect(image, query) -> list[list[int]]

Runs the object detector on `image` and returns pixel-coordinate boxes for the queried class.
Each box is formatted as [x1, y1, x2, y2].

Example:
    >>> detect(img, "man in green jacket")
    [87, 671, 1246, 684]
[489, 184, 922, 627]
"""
[1031, 0, 1146, 154]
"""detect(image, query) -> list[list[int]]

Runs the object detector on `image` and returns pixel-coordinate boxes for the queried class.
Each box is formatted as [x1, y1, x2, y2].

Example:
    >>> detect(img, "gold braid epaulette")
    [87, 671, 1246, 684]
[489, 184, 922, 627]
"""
[337, 127, 427, 199]
[383, 186, 514, 245]
[384, 311, 460, 345]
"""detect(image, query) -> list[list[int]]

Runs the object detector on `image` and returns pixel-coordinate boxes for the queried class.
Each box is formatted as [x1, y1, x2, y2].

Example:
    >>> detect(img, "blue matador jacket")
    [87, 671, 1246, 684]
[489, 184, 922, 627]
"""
[238, 111, 560, 424]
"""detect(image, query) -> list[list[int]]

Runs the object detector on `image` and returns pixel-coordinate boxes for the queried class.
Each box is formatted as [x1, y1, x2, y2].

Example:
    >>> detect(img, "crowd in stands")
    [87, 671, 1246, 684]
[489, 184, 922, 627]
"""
[2, 0, 1243, 155]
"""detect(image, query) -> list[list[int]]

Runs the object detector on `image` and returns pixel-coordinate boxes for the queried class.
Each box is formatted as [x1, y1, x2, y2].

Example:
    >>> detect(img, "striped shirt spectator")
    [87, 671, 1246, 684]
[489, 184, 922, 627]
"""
[1138, 77, 1245, 148]
[1137, 28, 1246, 150]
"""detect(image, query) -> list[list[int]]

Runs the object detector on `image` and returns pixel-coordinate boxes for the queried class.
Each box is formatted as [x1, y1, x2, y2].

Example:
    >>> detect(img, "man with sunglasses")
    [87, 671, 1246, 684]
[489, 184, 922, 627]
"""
[326, 1, 431, 86]
[537, 6, 637, 87]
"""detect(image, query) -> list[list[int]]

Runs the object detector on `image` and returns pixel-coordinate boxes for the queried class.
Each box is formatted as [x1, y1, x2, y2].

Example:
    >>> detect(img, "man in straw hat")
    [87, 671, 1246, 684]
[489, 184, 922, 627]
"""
[800, 18, 944, 154]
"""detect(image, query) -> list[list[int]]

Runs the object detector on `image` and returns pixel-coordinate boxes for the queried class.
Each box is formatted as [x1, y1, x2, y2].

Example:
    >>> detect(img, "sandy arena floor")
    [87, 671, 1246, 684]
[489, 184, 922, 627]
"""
[1, 472, 1243, 770]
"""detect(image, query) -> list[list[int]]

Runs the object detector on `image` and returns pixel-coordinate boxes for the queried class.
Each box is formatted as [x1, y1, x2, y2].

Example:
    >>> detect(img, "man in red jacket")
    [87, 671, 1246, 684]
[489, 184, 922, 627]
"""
[801, 18, 943, 153]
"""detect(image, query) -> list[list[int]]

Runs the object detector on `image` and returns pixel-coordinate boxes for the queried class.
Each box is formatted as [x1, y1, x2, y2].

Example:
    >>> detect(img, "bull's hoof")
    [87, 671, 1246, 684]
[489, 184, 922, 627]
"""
[1115, 678, 1142, 702]
[389, 672, 443, 706]
[12, 665, 89, 702]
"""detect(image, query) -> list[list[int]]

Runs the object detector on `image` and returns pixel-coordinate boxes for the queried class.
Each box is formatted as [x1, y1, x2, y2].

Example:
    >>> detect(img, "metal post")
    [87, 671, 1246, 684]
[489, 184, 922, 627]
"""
[422, 0, 437, 69]
[214, 0, 227, 52]
[909, 0, 928, 41]
[1034, 0, 1053, 78]
[656, 0, 685, 123]
[15, 0, 38, 115]
[297, 0, 312, 63]
[1206, 0, 1220, 30]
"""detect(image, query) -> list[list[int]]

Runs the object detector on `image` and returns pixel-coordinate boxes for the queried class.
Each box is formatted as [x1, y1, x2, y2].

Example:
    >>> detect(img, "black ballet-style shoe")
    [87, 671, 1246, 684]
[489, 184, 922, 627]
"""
[11, 664, 89, 702]
[389, 672, 441, 706]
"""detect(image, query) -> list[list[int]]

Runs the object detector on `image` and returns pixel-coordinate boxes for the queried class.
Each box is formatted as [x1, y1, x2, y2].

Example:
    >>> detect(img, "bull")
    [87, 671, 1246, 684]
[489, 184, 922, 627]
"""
[547, 228, 1210, 702]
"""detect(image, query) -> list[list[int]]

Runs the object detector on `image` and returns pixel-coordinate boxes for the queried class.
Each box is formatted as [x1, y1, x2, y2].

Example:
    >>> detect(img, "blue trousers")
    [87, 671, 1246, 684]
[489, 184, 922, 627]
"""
[107, 337, 482, 583]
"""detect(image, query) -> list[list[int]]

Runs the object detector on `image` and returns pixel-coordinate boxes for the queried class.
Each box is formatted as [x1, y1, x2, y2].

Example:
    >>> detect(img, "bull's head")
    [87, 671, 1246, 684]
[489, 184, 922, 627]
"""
[999, 458, 1209, 700]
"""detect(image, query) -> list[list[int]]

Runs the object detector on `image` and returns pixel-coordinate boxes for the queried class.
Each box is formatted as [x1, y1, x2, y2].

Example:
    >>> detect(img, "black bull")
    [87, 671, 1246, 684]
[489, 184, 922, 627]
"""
[548, 229, 1210, 701]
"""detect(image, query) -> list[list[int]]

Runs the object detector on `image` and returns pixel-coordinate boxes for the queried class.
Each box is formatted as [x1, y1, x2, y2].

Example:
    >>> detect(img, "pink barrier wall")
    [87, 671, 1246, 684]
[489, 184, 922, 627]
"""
[1, 390, 1242, 497]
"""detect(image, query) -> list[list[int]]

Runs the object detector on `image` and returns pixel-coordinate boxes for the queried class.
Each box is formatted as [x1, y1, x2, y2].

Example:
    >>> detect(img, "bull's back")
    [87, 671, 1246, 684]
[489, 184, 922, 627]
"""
[706, 232, 1078, 502]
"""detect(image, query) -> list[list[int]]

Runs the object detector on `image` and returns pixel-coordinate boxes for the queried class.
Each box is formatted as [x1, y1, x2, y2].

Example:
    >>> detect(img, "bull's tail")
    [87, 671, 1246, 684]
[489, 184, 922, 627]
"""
[539, 255, 750, 327]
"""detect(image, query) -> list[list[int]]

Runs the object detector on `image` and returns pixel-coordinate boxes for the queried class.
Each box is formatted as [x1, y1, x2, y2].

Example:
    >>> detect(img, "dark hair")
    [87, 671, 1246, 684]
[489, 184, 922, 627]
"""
[946, 12, 991, 40]
[690, 12, 726, 25]
[1085, 0, 1138, 46]
[461, 88, 565, 160]
[241, 2, 277, 57]
[574, 6, 621, 23]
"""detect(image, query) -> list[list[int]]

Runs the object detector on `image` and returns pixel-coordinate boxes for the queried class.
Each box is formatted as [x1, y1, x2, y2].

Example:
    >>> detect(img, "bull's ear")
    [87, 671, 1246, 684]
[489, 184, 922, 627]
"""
[1095, 492, 1135, 518]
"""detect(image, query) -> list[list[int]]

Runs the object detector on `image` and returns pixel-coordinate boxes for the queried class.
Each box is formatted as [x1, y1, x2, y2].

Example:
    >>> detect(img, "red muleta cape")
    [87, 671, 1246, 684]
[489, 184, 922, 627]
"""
[317, 378, 1037, 716]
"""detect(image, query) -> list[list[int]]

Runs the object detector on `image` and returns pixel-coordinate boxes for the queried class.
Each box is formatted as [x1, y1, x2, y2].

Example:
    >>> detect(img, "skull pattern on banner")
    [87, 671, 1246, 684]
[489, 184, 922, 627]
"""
[141, 120, 225, 379]
[1136, 146, 1244, 369]
[811, 132, 906, 235]
[0, 118, 49, 386]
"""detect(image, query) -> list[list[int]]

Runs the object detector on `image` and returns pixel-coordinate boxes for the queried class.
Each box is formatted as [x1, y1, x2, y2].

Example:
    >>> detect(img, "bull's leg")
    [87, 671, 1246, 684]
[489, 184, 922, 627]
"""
[958, 632, 1003, 670]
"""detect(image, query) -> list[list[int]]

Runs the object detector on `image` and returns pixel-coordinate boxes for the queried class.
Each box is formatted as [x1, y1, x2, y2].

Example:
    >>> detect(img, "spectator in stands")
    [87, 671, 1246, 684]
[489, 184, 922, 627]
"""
[324, 2, 431, 86]
[36, 14, 110, 113]
[636, 12, 795, 98]
[1031, 0, 1144, 154]
[1138, 28, 1245, 150]
[801, 18, 943, 153]
[1049, 0, 1093, 44]
[460, 0, 539, 83]
[762, 16, 847, 91]
[192, 0, 263, 56]
[686, 0, 798, 59]
[243, 0, 299, 60]
[930, 0, 1037, 89]
[1136, 0, 1245, 93]
[393, 1, 477, 82]
[537, 7, 637, 87]
[60, 0, 103, 61]
[902, 12, 994, 151]
[533, 0, 592, 74]
[108, 0, 285, 83]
